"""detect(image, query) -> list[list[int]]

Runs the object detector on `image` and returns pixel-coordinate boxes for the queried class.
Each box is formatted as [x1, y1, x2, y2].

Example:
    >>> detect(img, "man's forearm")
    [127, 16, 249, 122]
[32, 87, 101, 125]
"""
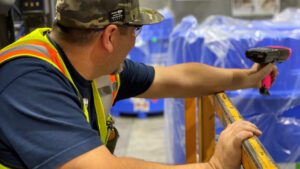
[173, 63, 241, 94]
[117, 157, 215, 169]
[143, 63, 250, 98]
[59, 146, 217, 169]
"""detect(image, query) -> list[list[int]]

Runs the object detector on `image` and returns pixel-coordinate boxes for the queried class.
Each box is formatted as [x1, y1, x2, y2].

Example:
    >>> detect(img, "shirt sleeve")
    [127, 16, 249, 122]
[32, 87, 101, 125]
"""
[115, 59, 155, 102]
[0, 58, 102, 169]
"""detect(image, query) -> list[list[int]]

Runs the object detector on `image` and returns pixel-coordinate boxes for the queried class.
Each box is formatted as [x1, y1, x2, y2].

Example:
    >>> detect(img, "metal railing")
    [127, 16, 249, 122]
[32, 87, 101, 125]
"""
[184, 92, 277, 169]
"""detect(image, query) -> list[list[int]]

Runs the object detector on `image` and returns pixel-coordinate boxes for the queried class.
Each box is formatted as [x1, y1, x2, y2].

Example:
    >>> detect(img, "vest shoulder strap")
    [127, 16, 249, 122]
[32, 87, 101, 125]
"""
[0, 41, 66, 75]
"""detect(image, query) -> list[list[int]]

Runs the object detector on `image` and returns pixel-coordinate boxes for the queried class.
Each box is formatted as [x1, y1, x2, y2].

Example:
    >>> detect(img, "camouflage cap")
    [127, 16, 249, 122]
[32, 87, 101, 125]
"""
[55, 0, 164, 29]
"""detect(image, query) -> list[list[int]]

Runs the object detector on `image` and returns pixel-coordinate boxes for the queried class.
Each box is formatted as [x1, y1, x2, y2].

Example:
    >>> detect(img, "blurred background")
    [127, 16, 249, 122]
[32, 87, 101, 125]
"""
[2, 0, 300, 169]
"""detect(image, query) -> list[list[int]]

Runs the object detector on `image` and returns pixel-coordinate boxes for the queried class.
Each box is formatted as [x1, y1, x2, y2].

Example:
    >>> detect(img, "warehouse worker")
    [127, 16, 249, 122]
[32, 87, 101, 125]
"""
[0, 0, 277, 169]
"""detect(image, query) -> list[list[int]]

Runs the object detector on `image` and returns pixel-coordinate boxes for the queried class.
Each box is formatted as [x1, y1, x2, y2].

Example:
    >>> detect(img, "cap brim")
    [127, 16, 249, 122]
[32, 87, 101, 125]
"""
[127, 8, 164, 26]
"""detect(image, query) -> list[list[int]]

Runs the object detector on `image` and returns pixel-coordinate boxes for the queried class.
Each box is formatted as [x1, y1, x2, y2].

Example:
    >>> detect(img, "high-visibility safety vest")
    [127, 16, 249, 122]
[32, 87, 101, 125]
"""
[0, 28, 120, 169]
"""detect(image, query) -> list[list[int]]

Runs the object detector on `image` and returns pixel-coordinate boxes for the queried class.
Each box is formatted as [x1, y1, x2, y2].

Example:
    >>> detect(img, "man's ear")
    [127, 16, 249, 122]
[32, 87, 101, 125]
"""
[101, 25, 118, 53]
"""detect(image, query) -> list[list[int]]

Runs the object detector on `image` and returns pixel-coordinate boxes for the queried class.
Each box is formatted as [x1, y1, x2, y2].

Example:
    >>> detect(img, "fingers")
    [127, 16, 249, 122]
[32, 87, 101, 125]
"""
[240, 121, 262, 136]
[224, 120, 262, 146]
[234, 131, 254, 145]
[271, 65, 279, 76]
[229, 120, 262, 135]
[271, 65, 278, 83]
[250, 63, 278, 88]
[253, 64, 274, 80]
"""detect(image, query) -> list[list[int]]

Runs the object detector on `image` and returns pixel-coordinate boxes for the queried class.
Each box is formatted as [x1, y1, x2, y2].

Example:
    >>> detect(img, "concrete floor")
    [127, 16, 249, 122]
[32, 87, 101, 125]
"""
[113, 115, 167, 163]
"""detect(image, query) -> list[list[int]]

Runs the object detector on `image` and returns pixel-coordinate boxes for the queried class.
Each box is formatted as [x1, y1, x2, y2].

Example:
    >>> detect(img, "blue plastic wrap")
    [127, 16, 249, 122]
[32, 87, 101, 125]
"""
[165, 8, 300, 165]
[111, 8, 175, 117]
[131, 8, 175, 66]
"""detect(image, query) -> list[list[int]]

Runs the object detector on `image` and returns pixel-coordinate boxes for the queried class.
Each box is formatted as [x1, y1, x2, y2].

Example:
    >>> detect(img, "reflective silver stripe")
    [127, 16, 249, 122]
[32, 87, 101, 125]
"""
[99, 86, 113, 96]
[95, 75, 117, 116]
[96, 75, 119, 97]
[95, 75, 111, 88]
[112, 81, 118, 91]
[0, 44, 51, 58]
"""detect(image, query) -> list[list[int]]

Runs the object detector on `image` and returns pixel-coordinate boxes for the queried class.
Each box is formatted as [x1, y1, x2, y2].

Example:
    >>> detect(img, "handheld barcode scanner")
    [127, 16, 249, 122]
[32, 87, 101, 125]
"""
[245, 46, 292, 96]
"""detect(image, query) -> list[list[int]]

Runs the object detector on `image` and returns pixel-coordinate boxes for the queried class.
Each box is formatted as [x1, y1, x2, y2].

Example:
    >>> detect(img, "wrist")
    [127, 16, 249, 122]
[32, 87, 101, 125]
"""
[208, 156, 222, 169]
[231, 69, 251, 89]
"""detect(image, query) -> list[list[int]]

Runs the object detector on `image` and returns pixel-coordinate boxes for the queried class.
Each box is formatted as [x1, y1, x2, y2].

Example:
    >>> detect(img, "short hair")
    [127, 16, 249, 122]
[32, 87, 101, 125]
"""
[52, 21, 102, 46]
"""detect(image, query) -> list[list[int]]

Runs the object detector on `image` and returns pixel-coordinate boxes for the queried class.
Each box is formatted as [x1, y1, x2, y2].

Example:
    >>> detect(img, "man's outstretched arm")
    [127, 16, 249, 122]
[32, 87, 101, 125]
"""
[59, 120, 261, 169]
[139, 63, 277, 98]
[59, 146, 213, 169]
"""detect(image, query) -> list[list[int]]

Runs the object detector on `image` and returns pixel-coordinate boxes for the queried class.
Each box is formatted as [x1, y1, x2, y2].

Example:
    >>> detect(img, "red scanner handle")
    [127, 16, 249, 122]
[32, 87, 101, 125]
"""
[260, 74, 273, 95]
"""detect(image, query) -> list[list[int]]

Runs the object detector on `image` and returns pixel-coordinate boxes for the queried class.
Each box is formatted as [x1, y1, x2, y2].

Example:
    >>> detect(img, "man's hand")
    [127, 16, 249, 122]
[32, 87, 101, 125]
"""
[209, 120, 262, 169]
[245, 63, 278, 89]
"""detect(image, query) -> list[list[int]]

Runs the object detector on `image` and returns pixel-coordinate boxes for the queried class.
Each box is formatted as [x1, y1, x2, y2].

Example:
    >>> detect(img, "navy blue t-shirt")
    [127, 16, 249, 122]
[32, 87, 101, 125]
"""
[0, 36, 155, 169]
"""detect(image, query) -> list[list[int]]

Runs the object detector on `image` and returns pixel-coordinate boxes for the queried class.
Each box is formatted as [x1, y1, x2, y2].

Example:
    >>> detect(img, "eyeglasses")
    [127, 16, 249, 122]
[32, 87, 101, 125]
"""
[120, 24, 143, 37]
[102, 24, 143, 37]
[133, 26, 142, 37]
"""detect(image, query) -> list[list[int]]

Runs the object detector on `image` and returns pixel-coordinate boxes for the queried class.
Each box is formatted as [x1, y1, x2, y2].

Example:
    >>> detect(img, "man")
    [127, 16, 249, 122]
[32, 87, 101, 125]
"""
[0, 0, 276, 169]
